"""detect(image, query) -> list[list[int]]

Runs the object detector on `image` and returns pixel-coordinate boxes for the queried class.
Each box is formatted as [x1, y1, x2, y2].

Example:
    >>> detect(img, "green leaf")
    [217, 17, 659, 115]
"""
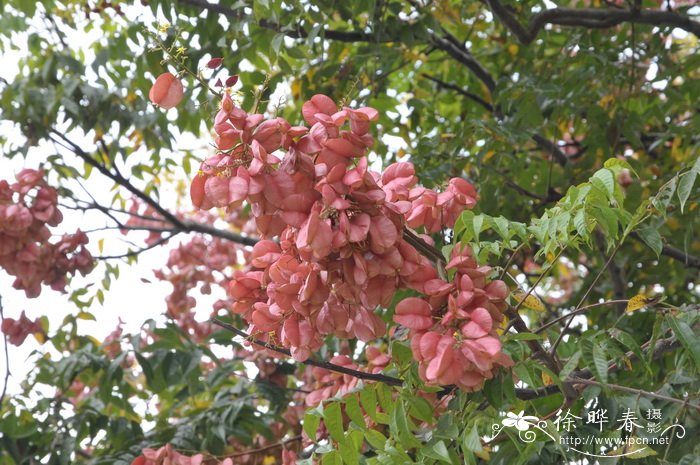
[559, 351, 581, 379]
[344, 395, 366, 429]
[364, 429, 387, 449]
[592, 342, 608, 384]
[591, 168, 615, 199]
[604, 157, 637, 177]
[338, 439, 360, 465]
[423, 440, 452, 463]
[636, 226, 663, 257]
[461, 424, 483, 453]
[390, 401, 420, 448]
[271, 33, 285, 55]
[408, 395, 434, 423]
[678, 156, 700, 213]
[322, 450, 343, 465]
[493, 215, 510, 239]
[612, 330, 653, 376]
[473, 214, 485, 242]
[304, 412, 321, 442]
[359, 386, 378, 423]
[324, 402, 345, 443]
[666, 316, 700, 369]
[651, 175, 678, 215]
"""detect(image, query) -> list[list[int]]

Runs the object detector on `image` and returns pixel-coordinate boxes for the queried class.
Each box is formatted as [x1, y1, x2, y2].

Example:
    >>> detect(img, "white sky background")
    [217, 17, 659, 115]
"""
[0, 4, 196, 396]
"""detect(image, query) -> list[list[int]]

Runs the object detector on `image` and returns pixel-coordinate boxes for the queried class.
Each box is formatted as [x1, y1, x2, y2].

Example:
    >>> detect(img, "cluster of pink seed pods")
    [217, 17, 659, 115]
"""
[190, 92, 511, 391]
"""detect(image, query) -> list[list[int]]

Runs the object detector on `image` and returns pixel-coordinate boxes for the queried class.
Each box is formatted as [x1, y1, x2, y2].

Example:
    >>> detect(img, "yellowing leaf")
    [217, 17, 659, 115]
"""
[626, 294, 648, 312]
[291, 79, 302, 99]
[507, 44, 519, 56]
[98, 238, 104, 254]
[608, 438, 657, 459]
[495, 311, 510, 335]
[33, 332, 47, 344]
[475, 445, 491, 461]
[541, 371, 554, 385]
[598, 94, 615, 109]
[623, 356, 632, 370]
[626, 294, 663, 313]
[513, 291, 545, 312]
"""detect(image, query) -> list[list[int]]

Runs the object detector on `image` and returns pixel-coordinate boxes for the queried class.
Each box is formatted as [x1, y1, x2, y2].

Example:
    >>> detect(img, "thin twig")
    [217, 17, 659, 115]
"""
[569, 378, 699, 411]
[49, 132, 259, 247]
[230, 435, 302, 458]
[550, 240, 624, 355]
[0, 296, 9, 406]
[421, 73, 493, 112]
[211, 319, 404, 387]
[94, 234, 176, 260]
[534, 299, 629, 333]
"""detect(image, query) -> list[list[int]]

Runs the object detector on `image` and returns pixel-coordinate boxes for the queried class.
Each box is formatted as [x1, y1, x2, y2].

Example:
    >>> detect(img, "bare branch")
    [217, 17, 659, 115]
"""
[534, 299, 629, 334]
[94, 234, 176, 260]
[49, 131, 259, 247]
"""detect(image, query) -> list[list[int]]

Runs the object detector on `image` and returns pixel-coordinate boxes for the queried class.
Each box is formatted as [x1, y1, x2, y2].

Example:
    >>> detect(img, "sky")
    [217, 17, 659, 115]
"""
[0, 3, 188, 397]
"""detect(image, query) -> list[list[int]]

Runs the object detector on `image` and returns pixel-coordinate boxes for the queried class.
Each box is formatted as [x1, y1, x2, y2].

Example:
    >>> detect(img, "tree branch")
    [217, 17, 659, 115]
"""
[211, 319, 404, 387]
[484, 1, 700, 45]
[49, 131, 259, 247]
[534, 299, 629, 334]
[428, 32, 496, 93]
[421, 73, 493, 112]
[659, 242, 700, 269]
[94, 234, 177, 260]
[627, 232, 700, 269]
[569, 377, 698, 410]
[176, 0, 375, 42]
[229, 435, 302, 458]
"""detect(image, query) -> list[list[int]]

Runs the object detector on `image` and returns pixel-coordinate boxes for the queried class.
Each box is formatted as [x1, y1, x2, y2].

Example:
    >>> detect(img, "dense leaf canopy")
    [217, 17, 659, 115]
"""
[1, 1, 699, 464]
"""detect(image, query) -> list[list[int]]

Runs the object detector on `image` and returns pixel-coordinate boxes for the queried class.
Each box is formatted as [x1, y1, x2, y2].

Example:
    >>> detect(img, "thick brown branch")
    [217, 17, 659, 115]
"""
[428, 32, 496, 93]
[660, 242, 700, 269]
[484, 1, 700, 44]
